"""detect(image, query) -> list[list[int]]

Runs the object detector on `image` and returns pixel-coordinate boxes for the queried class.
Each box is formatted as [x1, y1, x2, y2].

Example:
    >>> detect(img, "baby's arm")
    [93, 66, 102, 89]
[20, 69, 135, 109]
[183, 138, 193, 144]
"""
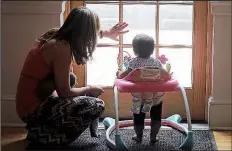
[117, 58, 136, 79]
[117, 68, 132, 79]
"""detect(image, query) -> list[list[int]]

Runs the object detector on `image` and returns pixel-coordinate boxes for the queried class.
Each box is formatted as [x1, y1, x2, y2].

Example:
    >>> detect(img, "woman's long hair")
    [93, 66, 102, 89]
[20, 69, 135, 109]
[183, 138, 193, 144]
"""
[37, 7, 100, 65]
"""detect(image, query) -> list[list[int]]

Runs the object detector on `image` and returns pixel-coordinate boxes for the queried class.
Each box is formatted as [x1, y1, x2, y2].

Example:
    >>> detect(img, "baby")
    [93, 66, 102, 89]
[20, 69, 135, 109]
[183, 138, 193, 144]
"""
[37, 72, 100, 138]
[37, 72, 77, 100]
[117, 34, 165, 145]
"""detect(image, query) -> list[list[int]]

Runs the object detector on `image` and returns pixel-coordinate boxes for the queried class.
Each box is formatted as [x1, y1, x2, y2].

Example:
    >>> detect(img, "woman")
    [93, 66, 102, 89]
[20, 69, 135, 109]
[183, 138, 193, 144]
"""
[16, 7, 129, 146]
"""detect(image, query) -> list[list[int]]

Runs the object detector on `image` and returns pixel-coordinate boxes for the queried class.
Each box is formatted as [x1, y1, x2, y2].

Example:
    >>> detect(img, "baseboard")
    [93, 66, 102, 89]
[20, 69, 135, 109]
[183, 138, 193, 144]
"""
[1, 97, 25, 126]
[2, 96, 231, 129]
[208, 97, 232, 129]
[209, 126, 232, 130]
[1, 123, 26, 127]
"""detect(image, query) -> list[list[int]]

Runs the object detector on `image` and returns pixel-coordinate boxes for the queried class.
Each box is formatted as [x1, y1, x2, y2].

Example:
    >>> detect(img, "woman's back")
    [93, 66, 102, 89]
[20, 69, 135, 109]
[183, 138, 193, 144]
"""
[16, 43, 52, 117]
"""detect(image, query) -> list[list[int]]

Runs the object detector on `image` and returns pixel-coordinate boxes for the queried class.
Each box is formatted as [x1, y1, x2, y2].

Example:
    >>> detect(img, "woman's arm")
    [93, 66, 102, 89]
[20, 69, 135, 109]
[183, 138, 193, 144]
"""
[51, 43, 92, 98]
[70, 63, 74, 72]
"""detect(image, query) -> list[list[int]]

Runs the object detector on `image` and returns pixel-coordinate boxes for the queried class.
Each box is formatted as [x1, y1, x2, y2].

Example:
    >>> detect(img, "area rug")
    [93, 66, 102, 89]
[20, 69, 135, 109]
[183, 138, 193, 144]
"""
[25, 129, 218, 151]
[68, 129, 218, 151]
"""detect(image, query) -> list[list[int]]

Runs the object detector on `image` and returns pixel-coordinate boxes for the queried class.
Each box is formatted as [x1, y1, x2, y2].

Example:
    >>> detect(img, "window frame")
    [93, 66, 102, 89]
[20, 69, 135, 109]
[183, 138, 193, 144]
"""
[85, 1, 194, 89]
[64, 1, 212, 121]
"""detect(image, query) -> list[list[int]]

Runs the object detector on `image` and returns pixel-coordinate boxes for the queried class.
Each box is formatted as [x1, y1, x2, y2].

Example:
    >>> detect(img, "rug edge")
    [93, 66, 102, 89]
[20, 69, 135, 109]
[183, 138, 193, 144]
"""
[209, 130, 219, 151]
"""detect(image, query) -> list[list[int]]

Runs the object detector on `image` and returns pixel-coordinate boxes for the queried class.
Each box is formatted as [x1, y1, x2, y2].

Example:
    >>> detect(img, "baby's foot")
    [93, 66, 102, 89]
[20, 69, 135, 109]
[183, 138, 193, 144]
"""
[149, 138, 159, 145]
[132, 135, 142, 142]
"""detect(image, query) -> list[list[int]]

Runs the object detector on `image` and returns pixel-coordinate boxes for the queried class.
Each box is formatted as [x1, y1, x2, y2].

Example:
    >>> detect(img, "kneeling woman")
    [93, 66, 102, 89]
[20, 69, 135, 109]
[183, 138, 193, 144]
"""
[15, 7, 128, 146]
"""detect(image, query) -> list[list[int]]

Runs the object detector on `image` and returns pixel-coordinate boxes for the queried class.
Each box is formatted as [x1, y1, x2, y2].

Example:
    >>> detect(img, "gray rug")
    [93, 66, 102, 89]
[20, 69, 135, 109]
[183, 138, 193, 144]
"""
[68, 129, 218, 151]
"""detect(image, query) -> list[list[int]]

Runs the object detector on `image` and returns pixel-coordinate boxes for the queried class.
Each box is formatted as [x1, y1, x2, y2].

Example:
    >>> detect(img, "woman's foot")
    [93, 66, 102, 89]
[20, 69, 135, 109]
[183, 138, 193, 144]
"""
[90, 132, 100, 138]
[90, 118, 100, 138]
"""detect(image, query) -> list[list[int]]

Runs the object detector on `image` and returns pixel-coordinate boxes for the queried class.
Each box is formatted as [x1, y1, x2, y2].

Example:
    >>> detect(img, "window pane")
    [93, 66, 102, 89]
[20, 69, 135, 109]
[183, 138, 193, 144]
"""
[122, 48, 192, 87]
[123, 5, 156, 44]
[122, 48, 136, 58]
[87, 47, 119, 86]
[160, 1, 193, 3]
[85, 0, 119, 3]
[123, 47, 157, 58]
[159, 5, 193, 45]
[159, 48, 192, 87]
[86, 4, 119, 44]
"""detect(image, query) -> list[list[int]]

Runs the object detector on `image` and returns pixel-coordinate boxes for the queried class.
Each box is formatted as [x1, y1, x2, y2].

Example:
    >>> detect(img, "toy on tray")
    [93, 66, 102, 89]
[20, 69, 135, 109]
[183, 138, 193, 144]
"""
[117, 51, 173, 76]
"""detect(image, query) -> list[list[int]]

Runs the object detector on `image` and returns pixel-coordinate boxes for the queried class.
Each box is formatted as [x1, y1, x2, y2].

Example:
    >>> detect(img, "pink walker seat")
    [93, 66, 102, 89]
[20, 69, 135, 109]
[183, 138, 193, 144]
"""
[115, 78, 179, 93]
[104, 68, 193, 151]
[116, 67, 179, 93]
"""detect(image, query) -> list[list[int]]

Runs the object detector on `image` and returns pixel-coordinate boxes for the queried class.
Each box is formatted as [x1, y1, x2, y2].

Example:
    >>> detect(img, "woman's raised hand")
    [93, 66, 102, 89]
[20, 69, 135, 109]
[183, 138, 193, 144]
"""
[103, 22, 129, 41]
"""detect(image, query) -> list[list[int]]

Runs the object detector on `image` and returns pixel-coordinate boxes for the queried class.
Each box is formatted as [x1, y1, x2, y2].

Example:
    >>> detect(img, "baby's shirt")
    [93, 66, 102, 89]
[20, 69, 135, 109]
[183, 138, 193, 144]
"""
[128, 57, 165, 114]
[128, 57, 163, 70]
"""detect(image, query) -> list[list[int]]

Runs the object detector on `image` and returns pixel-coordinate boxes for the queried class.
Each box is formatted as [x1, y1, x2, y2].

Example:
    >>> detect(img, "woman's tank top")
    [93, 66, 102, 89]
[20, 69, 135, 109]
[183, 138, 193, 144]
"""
[16, 43, 52, 117]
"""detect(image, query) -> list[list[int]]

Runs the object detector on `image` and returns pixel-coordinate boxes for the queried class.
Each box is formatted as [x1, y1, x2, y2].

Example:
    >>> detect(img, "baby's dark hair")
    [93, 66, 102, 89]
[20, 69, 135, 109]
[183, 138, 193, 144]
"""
[132, 34, 154, 58]
[36, 28, 58, 44]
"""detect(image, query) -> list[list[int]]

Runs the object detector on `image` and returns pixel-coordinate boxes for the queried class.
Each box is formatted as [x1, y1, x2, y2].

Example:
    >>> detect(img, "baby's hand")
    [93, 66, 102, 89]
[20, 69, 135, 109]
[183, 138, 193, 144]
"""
[116, 71, 119, 76]
[116, 71, 120, 77]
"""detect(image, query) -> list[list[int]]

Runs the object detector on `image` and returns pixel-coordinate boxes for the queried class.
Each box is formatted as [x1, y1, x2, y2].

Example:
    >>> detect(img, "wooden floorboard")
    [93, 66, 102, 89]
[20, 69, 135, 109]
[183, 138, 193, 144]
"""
[1, 127, 232, 151]
[213, 131, 232, 150]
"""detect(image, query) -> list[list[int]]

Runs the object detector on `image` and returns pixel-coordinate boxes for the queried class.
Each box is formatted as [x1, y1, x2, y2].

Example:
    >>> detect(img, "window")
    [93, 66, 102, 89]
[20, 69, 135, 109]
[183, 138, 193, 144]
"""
[86, 1, 193, 87]
[66, 1, 211, 120]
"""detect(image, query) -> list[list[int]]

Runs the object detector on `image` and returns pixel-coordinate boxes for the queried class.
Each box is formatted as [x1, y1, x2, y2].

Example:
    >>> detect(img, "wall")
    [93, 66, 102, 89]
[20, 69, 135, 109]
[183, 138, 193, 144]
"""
[208, 2, 232, 130]
[0, 0, 2, 129]
[1, 1, 63, 126]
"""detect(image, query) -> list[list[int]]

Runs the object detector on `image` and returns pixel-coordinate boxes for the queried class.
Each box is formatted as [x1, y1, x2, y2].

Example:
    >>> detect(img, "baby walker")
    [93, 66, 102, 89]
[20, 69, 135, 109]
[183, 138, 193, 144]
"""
[103, 52, 193, 151]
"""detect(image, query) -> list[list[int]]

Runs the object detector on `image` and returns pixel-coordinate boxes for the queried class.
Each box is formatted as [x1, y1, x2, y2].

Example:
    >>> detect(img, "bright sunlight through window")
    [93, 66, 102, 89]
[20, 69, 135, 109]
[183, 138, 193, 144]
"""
[86, 2, 193, 87]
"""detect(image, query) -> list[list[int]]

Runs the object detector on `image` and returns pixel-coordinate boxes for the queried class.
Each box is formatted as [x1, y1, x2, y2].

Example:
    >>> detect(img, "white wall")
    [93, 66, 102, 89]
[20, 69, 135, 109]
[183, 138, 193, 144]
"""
[208, 2, 232, 130]
[1, 1, 63, 126]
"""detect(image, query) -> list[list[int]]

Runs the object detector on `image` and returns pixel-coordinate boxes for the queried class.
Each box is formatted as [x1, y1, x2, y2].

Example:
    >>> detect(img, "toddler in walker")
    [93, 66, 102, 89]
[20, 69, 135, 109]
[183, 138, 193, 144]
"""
[116, 34, 165, 144]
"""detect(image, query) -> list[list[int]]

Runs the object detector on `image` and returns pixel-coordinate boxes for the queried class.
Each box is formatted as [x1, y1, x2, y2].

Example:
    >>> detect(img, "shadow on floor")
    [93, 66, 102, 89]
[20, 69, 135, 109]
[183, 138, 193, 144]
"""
[2, 139, 28, 151]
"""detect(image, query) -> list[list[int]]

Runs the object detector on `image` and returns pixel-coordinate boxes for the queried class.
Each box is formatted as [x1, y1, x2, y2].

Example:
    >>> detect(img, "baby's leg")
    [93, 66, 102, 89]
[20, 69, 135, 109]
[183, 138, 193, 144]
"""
[132, 108, 145, 142]
[150, 103, 163, 145]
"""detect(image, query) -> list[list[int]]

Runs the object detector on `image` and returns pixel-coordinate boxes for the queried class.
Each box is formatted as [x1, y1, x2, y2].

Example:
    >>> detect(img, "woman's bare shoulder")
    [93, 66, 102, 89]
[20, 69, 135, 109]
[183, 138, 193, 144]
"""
[55, 40, 70, 49]
[44, 39, 70, 50]
[51, 40, 71, 59]
[41, 39, 71, 63]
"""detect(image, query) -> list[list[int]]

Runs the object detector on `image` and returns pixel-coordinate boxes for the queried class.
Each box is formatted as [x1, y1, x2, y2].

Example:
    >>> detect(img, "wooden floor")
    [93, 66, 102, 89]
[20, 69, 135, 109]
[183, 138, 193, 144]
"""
[1, 127, 232, 151]
[213, 131, 232, 150]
